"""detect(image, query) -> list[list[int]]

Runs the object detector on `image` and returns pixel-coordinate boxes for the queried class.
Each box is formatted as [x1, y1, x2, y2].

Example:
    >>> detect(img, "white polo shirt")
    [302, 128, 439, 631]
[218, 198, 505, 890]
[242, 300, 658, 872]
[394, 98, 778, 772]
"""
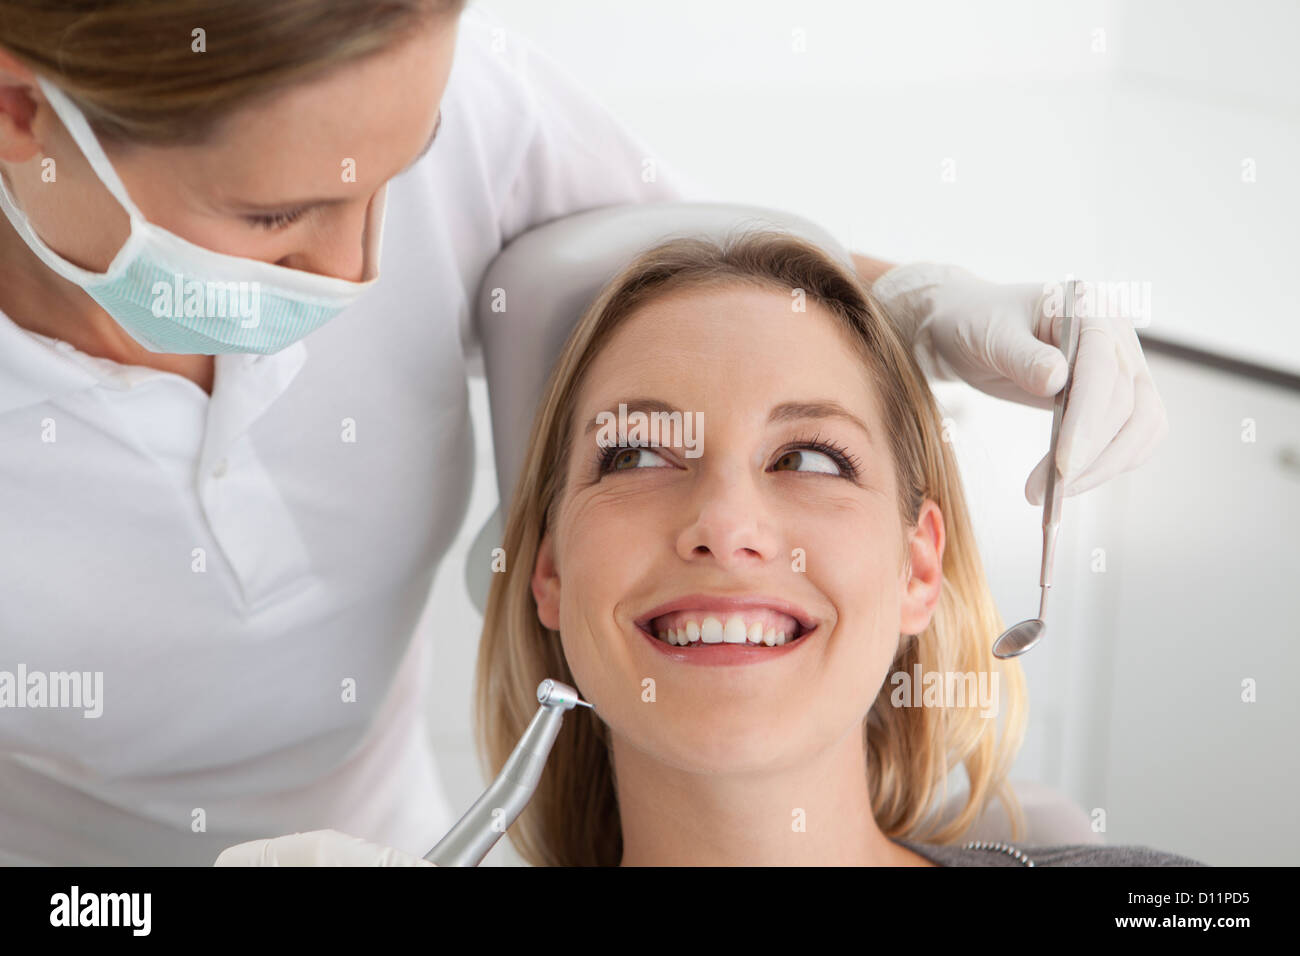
[0, 6, 697, 864]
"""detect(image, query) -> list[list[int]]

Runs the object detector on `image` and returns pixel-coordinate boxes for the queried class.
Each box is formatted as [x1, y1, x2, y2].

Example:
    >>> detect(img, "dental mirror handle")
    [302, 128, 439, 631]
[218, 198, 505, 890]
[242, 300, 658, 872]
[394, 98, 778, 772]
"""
[423, 679, 591, 866]
[1038, 279, 1081, 620]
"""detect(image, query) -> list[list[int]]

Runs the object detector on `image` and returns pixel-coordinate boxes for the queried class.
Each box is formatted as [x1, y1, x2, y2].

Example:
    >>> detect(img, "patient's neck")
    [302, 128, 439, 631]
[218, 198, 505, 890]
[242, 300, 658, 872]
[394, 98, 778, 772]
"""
[613, 723, 934, 866]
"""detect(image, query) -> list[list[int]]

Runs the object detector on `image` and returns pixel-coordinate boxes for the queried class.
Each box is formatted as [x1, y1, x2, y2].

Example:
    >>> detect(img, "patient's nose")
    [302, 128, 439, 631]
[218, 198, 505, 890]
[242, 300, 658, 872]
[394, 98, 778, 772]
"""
[675, 464, 779, 568]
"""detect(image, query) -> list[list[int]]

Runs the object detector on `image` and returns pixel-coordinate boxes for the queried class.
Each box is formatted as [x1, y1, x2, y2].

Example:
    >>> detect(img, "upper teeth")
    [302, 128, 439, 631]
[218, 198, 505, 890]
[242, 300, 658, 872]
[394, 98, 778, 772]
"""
[652, 613, 797, 647]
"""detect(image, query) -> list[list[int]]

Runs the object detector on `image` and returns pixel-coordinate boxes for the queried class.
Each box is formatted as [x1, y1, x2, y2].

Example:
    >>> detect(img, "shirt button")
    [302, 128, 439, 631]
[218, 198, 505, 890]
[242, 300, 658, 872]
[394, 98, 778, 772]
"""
[212, 458, 228, 478]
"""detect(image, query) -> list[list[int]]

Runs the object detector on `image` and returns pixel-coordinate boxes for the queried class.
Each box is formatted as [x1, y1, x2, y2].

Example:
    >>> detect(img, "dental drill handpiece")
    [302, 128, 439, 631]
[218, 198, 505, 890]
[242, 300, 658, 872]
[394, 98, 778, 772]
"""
[423, 679, 593, 866]
[1038, 279, 1081, 623]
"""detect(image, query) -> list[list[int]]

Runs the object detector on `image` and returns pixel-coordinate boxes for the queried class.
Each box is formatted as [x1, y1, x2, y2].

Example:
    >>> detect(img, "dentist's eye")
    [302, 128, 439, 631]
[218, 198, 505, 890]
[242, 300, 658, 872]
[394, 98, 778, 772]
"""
[595, 444, 671, 475]
[247, 207, 308, 230]
[772, 433, 861, 480]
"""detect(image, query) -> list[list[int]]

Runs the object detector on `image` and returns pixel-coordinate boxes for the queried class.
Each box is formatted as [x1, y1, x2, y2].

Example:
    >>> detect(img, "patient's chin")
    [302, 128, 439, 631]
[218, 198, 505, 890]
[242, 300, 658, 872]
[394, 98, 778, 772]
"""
[626, 708, 811, 776]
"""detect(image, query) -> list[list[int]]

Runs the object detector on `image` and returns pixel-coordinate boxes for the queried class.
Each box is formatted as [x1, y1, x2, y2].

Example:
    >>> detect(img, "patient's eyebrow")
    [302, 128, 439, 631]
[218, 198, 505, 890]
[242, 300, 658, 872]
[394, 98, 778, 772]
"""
[584, 398, 678, 436]
[583, 397, 872, 445]
[768, 400, 874, 446]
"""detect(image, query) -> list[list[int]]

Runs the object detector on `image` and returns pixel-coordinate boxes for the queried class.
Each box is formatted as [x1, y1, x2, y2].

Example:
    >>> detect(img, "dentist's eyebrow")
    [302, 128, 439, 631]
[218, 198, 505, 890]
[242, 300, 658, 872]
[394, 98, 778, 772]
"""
[231, 110, 443, 213]
[582, 397, 873, 446]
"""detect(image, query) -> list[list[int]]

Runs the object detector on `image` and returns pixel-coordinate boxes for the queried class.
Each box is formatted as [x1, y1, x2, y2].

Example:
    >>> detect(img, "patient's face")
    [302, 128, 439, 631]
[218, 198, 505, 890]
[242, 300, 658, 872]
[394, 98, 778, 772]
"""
[536, 283, 919, 774]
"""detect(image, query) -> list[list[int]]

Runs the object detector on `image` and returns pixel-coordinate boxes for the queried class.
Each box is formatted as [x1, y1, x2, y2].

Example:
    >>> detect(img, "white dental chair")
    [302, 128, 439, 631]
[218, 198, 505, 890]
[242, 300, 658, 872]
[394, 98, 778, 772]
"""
[462, 201, 1101, 849]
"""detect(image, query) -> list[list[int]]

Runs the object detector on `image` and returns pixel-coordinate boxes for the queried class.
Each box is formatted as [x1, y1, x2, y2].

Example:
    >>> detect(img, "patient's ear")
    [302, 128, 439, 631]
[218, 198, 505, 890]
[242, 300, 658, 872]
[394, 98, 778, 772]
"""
[899, 499, 944, 636]
[531, 529, 562, 631]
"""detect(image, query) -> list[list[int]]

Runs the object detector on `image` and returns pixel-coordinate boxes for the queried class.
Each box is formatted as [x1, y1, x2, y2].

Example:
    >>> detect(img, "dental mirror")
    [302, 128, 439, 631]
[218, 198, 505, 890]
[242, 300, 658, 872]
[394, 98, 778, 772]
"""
[993, 279, 1081, 660]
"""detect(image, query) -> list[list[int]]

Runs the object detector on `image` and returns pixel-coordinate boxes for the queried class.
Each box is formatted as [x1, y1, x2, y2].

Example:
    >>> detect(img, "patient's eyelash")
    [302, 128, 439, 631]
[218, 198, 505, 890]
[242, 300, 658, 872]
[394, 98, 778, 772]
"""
[594, 442, 662, 475]
[591, 432, 862, 480]
[777, 431, 862, 481]
[247, 207, 308, 230]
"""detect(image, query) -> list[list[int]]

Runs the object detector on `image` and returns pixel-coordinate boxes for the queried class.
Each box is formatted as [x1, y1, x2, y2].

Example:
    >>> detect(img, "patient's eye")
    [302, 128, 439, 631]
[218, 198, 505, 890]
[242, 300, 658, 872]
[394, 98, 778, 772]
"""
[771, 434, 861, 480]
[596, 444, 671, 474]
[772, 448, 839, 474]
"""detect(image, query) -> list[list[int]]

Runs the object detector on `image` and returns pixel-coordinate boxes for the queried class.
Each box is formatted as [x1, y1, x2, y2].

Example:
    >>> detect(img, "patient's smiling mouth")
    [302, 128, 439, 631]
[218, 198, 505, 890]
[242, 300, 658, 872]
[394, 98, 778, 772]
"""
[650, 608, 802, 646]
[633, 594, 820, 659]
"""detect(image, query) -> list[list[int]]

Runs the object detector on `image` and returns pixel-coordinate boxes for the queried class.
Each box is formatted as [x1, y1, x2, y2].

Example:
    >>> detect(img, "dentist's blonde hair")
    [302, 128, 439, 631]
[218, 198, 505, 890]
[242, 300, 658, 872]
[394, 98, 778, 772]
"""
[475, 230, 1029, 866]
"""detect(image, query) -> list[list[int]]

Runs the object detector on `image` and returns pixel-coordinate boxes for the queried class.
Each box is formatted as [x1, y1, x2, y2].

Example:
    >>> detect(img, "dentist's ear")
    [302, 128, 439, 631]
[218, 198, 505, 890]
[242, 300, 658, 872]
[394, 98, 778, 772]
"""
[531, 529, 562, 631]
[899, 499, 945, 637]
[0, 51, 42, 163]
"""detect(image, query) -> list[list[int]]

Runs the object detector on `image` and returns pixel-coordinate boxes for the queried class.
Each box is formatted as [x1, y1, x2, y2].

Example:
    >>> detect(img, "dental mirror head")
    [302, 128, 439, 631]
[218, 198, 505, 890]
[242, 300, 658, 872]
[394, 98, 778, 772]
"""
[993, 618, 1045, 658]
[994, 582, 1052, 658]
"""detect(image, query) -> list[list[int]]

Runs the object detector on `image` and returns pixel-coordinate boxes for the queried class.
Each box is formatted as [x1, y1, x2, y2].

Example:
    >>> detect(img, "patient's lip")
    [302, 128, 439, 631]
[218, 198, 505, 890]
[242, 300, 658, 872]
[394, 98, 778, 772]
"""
[634, 593, 817, 634]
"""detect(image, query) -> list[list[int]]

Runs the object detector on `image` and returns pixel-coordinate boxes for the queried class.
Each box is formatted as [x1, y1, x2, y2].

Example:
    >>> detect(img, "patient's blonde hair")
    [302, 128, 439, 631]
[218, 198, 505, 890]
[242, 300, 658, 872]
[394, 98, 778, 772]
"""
[475, 230, 1028, 866]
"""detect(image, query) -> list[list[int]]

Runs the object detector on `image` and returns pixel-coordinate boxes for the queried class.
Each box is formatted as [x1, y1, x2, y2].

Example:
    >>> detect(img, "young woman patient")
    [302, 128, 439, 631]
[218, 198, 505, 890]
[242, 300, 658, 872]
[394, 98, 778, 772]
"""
[473, 231, 1204, 867]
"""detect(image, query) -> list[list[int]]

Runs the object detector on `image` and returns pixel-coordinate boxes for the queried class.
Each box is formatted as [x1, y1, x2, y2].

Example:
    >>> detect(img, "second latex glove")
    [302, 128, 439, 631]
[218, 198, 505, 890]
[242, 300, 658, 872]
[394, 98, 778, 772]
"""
[213, 829, 436, 866]
[870, 263, 1169, 505]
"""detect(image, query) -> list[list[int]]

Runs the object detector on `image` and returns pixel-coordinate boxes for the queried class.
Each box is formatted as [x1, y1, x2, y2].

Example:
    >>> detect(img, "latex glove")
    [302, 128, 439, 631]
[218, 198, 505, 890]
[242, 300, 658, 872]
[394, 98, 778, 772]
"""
[870, 263, 1168, 505]
[213, 829, 436, 866]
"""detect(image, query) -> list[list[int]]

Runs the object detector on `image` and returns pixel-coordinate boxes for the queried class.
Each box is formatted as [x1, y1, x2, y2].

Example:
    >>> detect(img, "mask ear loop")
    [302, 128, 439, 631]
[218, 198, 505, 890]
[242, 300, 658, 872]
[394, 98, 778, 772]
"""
[0, 124, 122, 285]
[35, 75, 145, 222]
[360, 182, 389, 282]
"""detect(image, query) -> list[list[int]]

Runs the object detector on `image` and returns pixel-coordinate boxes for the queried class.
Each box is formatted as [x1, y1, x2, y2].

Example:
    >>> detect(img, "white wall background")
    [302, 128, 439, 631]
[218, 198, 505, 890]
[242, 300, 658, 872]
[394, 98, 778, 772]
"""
[417, 0, 1300, 865]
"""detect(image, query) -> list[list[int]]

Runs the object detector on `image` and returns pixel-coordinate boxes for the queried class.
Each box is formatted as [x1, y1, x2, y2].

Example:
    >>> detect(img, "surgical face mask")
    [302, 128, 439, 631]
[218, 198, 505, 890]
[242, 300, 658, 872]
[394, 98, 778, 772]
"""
[0, 75, 387, 355]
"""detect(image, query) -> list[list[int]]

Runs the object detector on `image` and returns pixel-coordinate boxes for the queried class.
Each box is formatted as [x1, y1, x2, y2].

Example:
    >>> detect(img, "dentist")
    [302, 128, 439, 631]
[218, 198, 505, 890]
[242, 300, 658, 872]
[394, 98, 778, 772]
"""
[0, 0, 1165, 865]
